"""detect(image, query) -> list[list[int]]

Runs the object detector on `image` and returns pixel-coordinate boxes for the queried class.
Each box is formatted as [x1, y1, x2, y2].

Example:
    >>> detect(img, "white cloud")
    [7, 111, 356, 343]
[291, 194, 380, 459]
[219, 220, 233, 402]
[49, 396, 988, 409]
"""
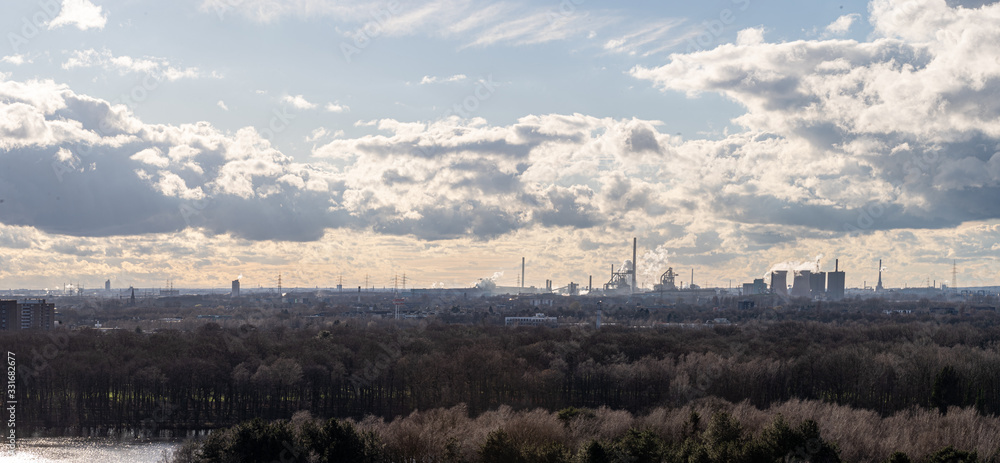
[156, 171, 205, 200]
[130, 148, 169, 168]
[0, 55, 28, 66]
[48, 0, 108, 31]
[628, 0, 1000, 236]
[10, 0, 1000, 283]
[325, 102, 349, 113]
[62, 49, 203, 81]
[825, 13, 861, 35]
[200, 0, 616, 49]
[602, 19, 689, 56]
[420, 74, 468, 85]
[282, 94, 317, 110]
[217, 100, 229, 111]
[306, 127, 345, 143]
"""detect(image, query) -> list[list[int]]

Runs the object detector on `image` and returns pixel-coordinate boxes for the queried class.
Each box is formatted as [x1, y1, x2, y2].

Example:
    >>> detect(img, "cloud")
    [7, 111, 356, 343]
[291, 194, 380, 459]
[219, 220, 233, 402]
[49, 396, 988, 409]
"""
[825, 13, 861, 35]
[200, 0, 616, 49]
[0, 55, 28, 66]
[628, 0, 1000, 237]
[325, 102, 349, 113]
[420, 74, 468, 85]
[48, 0, 108, 31]
[8, 0, 1000, 284]
[130, 148, 169, 168]
[0, 76, 689, 243]
[62, 49, 203, 81]
[602, 18, 689, 56]
[217, 100, 229, 111]
[282, 95, 317, 110]
[306, 127, 343, 143]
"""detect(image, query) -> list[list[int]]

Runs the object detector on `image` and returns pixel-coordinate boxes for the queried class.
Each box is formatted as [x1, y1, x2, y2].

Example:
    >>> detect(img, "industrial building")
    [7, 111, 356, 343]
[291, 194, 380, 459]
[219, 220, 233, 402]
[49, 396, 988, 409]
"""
[771, 271, 788, 296]
[232, 279, 240, 298]
[876, 259, 885, 292]
[791, 271, 812, 298]
[505, 313, 558, 327]
[0, 299, 56, 331]
[655, 268, 679, 292]
[741, 278, 768, 296]
[810, 272, 827, 298]
[604, 238, 638, 293]
[828, 260, 846, 300]
[747, 260, 845, 300]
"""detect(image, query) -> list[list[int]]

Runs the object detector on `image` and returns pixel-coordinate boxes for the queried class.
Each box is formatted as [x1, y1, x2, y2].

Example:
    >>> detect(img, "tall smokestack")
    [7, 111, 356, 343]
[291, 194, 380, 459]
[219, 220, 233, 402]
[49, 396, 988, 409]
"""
[632, 237, 637, 292]
[835, 259, 839, 272]
[521, 257, 525, 290]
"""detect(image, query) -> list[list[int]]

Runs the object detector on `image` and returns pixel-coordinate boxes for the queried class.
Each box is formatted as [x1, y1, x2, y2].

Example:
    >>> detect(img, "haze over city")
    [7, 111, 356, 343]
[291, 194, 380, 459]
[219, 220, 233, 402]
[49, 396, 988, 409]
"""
[2, 0, 1000, 291]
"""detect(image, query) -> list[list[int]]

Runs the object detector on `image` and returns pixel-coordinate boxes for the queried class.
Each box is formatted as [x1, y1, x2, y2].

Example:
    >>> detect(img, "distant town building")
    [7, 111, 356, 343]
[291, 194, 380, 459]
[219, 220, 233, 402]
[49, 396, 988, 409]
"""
[0, 299, 55, 331]
[232, 279, 240, 298]
[0, 301, 14, 331]
[529, 297, 555, 307]
[505, 313, 558, 327]
[105, 279, 111, 291]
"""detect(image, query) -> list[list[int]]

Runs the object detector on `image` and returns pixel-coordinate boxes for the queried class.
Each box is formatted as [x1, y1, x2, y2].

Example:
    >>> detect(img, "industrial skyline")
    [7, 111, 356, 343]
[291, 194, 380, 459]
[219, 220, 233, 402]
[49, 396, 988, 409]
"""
[13, 245, 994, 297]
[3, 1, 1000, 290]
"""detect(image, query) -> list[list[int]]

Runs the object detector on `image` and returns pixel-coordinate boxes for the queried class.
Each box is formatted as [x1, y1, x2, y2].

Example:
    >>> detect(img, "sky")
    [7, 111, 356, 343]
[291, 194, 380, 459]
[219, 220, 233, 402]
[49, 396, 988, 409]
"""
[2, 0, 1000, 291]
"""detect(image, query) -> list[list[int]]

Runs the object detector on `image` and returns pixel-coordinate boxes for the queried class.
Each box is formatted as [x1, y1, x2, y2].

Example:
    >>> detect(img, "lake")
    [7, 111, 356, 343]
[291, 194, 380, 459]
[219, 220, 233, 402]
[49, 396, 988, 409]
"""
[2, 438, 183, 463]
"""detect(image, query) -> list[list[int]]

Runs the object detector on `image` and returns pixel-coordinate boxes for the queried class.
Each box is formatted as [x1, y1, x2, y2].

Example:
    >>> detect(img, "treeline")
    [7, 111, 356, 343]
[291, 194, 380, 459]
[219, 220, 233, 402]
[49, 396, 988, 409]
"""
[4, 319, 1000, 434]
[170, 400, 998, 463]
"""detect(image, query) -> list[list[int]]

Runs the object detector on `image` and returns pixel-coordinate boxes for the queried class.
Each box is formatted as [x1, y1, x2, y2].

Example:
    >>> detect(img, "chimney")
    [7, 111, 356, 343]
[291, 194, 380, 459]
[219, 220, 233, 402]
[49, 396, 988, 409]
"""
[521, 257, 525, 290]
[632, 237, 637, 292]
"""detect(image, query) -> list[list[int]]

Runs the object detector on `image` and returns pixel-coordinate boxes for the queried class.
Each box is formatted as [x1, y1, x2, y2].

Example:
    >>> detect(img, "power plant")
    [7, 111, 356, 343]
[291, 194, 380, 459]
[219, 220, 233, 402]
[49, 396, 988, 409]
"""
[603, 238, 637, 293]
[828, 260, 846, 300]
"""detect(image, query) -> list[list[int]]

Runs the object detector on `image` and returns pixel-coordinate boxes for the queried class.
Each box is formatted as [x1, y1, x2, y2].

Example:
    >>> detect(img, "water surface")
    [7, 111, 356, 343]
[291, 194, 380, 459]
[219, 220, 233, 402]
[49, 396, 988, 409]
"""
[2, 437, 182, 463]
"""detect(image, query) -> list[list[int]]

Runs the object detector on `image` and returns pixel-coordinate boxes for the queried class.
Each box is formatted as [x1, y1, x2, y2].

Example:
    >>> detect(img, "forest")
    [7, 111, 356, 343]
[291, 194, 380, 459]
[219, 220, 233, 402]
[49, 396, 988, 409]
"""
[3, 311, 1000, 461]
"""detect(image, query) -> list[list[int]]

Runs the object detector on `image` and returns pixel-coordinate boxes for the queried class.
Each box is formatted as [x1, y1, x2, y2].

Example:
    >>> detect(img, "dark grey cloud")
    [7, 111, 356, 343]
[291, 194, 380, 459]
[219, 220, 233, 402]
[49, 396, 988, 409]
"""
[372, 202, 520, 241]
[534, 186, 604, 229]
